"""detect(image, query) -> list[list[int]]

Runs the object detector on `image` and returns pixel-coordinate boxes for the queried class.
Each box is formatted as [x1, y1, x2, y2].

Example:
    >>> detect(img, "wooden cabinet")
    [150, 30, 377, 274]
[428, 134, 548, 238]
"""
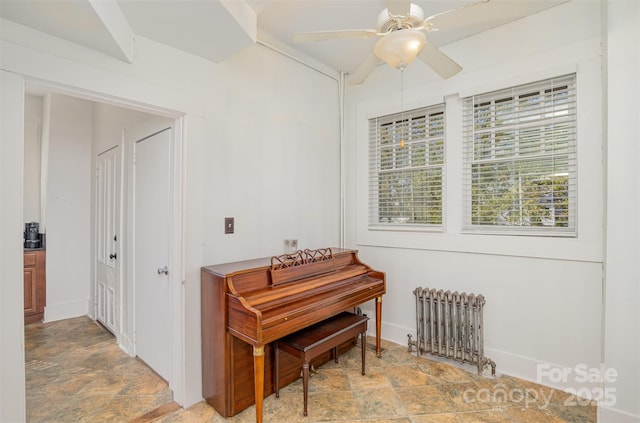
[24, 250, 46, 324]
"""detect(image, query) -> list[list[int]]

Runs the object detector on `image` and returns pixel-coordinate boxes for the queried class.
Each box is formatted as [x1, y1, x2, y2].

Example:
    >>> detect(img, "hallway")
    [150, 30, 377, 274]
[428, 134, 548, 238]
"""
[25, 316, 173, 422]
[25, 317, 596, 422]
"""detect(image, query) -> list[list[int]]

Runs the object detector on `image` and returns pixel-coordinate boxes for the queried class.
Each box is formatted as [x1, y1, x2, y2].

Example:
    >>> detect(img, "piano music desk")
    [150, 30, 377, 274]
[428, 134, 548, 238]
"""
[274, 312, 369, 416]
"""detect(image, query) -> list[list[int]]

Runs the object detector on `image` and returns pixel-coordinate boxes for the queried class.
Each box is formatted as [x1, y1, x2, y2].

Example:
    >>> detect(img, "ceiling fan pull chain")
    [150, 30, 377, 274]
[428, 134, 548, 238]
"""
[400, 67, 405, 149]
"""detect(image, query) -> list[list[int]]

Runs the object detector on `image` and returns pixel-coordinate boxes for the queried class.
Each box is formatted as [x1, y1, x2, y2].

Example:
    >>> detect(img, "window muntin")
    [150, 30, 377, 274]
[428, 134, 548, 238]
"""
[463, 74, 577, 235]
[369, 105, 445, 228]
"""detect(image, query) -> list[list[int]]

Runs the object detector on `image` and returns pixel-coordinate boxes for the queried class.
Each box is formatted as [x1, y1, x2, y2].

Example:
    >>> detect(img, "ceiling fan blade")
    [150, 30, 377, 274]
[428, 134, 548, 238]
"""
[348, 54, 381, 85]
[386, 0, 411, 16]
[294, 29, 378, 43]
[425, 0, 527, 31]
[418, 45, 462, 79]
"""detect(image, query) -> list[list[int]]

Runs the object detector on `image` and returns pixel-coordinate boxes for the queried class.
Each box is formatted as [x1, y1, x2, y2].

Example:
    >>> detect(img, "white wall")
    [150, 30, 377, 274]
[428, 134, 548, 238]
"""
[0, 69, 27, 423]
[602, 1, 640, 421]
[196, 42, 343, 401]
[203, 44, 341, 263]
[44, 94, 94, 321]
[346, 0, 604, 395]
[23, 95, 42, 223]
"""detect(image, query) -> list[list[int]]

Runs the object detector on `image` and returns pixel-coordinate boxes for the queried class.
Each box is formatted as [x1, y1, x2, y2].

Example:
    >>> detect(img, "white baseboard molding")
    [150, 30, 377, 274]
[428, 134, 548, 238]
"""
[484, 348, 606, 394]
[598, 406, 640, 423]
[370, 319, 414, 348]
[370, 319, 603, 390]
[43, 300, 89, 323]
[118, 334, 135, 356]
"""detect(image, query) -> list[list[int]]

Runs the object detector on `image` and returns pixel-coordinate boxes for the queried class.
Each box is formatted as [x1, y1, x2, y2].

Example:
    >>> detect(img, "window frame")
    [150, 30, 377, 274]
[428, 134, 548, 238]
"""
[462, 74, 577, 236]
[368, 103, 446, 231]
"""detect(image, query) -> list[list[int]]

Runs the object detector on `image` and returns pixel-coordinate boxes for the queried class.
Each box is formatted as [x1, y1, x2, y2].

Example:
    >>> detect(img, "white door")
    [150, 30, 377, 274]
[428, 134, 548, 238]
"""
[96, 146, 120, 334]
[134, 127, 172, 378]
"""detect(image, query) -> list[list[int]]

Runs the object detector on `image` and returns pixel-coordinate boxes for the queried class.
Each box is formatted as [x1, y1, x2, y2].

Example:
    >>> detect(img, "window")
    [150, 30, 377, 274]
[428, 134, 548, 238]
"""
[369, 105, 445, 228]
[462, 74, 577, 235]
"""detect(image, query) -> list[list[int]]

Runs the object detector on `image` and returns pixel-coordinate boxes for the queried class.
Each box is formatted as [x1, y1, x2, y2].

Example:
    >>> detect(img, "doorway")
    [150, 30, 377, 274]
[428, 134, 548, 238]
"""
[22, 86, 185, 403]
[128, 120, 174, 380]
[96, 145, 121, 335]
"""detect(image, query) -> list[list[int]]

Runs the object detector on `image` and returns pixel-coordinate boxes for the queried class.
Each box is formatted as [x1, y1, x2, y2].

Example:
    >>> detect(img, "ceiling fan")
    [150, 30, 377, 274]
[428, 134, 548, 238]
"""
[293, 0, 520, 84]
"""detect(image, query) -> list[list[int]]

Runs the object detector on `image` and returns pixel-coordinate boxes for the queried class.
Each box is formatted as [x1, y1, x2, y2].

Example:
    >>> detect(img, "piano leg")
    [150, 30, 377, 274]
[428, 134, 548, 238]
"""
[253, 345, 265, 423]
[375, 296, 383, 357]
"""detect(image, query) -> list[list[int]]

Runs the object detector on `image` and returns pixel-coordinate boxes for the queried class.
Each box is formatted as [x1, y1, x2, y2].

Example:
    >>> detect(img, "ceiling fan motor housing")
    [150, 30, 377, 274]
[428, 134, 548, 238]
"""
[377, 3, 425, 33]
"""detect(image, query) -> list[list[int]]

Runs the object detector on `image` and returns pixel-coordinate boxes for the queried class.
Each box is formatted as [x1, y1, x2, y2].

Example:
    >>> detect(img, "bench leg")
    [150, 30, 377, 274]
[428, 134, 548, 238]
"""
[274, 343, 280, 398]
[361, 330, 366, 375]
[333, 346, 338, 363]
[302, 362, 309, 416]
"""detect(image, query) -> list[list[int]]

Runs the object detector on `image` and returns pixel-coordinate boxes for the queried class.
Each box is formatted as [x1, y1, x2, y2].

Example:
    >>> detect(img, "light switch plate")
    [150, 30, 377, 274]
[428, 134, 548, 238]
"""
[225, 217, 234, 234]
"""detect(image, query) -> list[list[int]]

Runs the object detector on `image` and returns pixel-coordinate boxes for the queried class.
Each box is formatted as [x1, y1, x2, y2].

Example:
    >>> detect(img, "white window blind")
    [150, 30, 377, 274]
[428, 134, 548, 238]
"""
[462, 74, 577, 235]
[369, 104, 445, 228]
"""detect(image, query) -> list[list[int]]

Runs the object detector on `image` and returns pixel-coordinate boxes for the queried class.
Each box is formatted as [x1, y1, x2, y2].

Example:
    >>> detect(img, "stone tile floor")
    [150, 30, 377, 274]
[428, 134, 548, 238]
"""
[25, 316, 596, 422]
[25, 316, 173, 422]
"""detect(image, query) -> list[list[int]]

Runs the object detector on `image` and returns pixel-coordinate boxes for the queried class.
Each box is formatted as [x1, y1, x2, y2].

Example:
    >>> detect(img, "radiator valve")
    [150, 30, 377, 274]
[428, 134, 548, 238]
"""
[407, 334, 417, 353]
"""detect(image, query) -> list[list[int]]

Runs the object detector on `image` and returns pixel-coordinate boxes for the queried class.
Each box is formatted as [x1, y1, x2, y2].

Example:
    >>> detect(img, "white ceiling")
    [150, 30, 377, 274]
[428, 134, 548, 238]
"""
[0, 0, 567, 75]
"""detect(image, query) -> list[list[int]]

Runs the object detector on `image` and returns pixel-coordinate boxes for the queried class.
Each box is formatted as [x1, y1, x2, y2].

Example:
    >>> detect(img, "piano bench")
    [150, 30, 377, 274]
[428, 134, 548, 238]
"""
[273, 312, 369, 417]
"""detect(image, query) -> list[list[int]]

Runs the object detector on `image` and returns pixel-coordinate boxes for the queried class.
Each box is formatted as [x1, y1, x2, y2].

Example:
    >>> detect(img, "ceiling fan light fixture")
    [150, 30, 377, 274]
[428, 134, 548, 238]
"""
[374, 29, 426, 69]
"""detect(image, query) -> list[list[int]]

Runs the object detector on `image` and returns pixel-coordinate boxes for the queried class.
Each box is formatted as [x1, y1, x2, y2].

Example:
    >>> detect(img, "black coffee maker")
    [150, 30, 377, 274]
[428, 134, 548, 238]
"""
[24, 222, 41, 249]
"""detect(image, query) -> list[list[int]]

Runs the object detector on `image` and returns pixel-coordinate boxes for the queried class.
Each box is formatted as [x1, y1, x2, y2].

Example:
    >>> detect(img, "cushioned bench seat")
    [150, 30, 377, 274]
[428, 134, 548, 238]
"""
[274, 311, 369, 416]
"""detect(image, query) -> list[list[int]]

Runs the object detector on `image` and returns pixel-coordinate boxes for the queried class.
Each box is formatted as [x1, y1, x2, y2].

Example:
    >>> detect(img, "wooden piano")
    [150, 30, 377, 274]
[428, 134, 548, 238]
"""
[201, 248, 385, 423]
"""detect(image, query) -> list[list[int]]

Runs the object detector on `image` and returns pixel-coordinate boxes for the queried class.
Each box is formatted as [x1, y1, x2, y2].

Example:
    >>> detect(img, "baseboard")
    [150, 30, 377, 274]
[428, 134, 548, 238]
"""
[598, 406, 640, 423]
[370, 319, 603, 391]
[367, 318, 415, 350]
[119, 333, 135, 356]
[43, 300, 89, 322]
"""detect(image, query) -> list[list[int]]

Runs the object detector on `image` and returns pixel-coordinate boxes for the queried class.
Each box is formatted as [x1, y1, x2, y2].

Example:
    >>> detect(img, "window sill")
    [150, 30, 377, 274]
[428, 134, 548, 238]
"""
[356, 229, 601, 263]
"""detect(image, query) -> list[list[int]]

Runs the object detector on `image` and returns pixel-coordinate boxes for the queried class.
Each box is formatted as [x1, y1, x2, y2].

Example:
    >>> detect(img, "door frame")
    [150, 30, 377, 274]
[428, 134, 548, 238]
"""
[28, 79, 186, 405]
[122, 115, 185, 402]
[95, 144, 122, 339]
[124, 117, 183, 390]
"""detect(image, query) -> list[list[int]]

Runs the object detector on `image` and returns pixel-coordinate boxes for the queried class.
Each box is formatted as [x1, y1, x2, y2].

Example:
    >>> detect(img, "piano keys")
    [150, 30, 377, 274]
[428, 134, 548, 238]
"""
[201, 248, 386, 423]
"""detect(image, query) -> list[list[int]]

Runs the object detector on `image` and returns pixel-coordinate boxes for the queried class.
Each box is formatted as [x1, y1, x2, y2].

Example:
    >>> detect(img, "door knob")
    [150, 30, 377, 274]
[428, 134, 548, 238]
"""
[157, 266, 169, 275]
[109, 253, 117, 260]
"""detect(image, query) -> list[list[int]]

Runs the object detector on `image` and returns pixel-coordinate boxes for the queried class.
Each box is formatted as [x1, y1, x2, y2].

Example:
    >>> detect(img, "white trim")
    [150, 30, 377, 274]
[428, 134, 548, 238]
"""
[43, 300, 90, 323]
[458, 64, 578, 99]
[0, 35, 205, 118]
[355, 48, 602, 263]
[126, 116, 185, 405]
[371, 315, 607, 400]
[0, 70, 27, 423]
[598, 407, 640, 423]
[19, 77, 188, 407]
[170, 117, 185, 405]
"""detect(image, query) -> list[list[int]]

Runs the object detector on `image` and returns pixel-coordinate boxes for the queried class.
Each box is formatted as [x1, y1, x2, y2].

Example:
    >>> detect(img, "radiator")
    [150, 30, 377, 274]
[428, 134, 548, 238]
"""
[408, 287, 496, 376]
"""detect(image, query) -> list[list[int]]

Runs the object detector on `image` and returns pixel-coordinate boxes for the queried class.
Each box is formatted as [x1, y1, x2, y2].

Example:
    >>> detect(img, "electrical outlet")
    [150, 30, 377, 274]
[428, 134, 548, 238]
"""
[225, 217, 234, 234]
[283, 239, 298, 254]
